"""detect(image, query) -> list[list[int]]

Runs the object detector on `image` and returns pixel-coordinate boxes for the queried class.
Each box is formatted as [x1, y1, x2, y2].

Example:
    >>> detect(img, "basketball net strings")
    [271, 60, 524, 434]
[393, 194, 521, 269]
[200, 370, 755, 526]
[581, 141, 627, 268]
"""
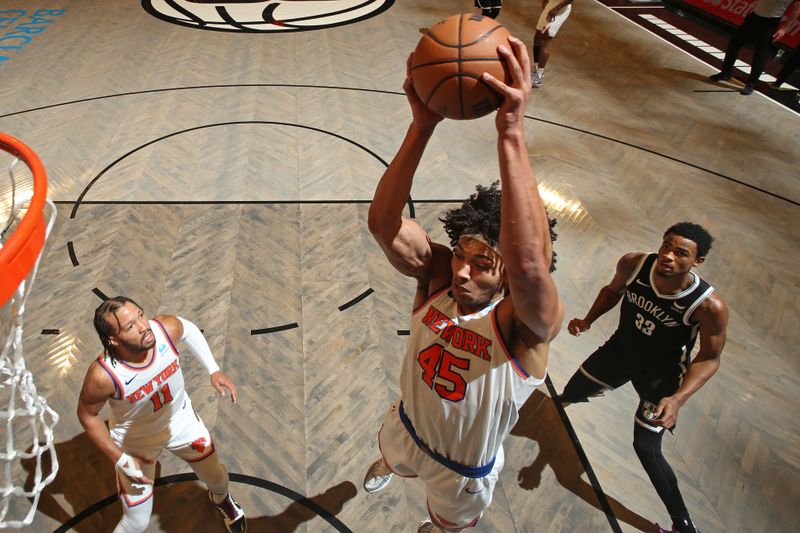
[0, 199, 59, 528]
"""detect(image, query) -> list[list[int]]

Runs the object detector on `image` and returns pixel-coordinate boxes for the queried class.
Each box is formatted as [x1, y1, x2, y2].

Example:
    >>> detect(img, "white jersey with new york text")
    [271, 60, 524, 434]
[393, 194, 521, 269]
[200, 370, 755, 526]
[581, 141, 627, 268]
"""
[96, 319, 191, 448]
[400, 288, 545, 468]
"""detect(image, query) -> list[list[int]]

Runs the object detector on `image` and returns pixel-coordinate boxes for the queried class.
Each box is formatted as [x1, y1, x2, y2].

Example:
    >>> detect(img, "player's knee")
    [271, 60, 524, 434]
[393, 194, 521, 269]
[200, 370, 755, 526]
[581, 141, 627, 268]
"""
[632, 425, 664, 462]
[632, 432, 652, 458]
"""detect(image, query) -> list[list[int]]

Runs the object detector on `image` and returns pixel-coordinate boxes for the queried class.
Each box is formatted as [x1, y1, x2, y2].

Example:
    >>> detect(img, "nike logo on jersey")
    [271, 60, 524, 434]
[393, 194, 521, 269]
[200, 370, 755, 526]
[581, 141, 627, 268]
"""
[465, 486, 483, 494]
[126, 360, 180, 403]
[125, 376, 136, 385]
[672, 302, 686, 311]
[634, 279, 649, 287]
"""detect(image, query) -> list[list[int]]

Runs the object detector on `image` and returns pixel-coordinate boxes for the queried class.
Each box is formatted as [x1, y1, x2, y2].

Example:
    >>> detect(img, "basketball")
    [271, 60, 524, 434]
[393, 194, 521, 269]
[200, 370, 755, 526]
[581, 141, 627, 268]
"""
[412, 13, 511, 120]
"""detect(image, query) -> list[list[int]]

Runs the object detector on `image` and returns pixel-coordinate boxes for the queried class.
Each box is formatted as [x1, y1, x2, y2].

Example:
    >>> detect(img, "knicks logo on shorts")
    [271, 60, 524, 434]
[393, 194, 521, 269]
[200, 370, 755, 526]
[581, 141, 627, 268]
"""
[142, 0, 395, 33]
[191, 437, 208, 453]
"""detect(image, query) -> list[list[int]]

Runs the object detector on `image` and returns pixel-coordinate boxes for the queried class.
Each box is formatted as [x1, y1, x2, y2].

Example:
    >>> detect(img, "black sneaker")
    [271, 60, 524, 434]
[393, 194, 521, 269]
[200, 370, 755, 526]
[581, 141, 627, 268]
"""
[210, 491, 247, 532]
[740, 83, 755, 95]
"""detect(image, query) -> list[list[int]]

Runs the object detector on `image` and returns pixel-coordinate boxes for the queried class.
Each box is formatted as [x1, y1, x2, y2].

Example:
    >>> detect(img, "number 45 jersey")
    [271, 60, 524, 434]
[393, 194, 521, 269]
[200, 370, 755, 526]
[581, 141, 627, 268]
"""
[400, 288, 545, 469]
[97, 319, 191, 448]
[618, 253, 714, 365]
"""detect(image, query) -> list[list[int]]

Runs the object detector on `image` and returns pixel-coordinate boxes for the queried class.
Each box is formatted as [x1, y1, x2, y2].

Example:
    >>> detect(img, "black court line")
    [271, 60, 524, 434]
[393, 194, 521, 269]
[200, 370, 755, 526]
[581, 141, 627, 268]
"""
[251, 323, 299, 335]
[338, 288, 374, 311]
[531, 115, 800, 207]
[92, 288, 109, 301]
[53, 472, 353, 533]
[543, 375, 623, 533]
[0, 84, 403, 120]
[41, 329, 60, 335]
[397, 329, 410, 336]
[216, 6, 250, 31]
[3, 83, 794, 209]
[66, 241, 78, 266]
[604, 0, 799, 111]
[164, 0, 206, 26]
[67, 121, 390, 219]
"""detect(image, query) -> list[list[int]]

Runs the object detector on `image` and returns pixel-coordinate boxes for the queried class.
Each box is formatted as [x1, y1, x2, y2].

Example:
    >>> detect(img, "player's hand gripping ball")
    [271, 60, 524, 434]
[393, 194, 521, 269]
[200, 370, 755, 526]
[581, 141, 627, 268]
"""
[411, 13, 511, 120]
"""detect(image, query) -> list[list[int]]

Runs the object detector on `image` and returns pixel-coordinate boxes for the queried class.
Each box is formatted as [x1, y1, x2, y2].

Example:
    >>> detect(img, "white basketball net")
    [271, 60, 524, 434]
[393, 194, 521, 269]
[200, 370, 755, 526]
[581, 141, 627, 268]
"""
[0, 152, 59, 528]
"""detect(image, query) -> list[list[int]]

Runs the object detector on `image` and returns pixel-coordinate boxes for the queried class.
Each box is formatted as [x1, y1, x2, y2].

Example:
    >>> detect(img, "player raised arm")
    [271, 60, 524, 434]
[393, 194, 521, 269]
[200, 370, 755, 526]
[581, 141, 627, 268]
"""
[77, 364, 154, 484]
[568, 252, 644, 335]
[653, 294, 728, 427]
[368, 53, 445, 282]
[482, 36, 560, 341]
[156, 314, 238, 404]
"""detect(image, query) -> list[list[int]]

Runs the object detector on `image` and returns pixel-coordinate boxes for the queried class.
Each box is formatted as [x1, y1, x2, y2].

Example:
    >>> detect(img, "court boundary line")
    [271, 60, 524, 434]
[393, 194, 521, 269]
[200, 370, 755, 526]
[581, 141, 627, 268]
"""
[52, 472, 354, 533]
[594, 0, 800, 118]
[5, 84, 797, 207]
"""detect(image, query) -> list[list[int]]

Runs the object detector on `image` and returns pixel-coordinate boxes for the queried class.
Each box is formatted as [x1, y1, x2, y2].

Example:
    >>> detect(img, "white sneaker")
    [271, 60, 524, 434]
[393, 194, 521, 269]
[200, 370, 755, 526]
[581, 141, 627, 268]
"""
[418, 518, 445, 532]
[531, 71, 543, 88]
[363, 458, 394, 493]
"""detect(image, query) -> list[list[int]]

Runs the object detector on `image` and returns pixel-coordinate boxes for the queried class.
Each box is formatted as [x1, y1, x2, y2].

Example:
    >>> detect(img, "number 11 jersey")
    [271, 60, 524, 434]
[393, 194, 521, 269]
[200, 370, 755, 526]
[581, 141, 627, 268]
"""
[97, 319, 190, 447]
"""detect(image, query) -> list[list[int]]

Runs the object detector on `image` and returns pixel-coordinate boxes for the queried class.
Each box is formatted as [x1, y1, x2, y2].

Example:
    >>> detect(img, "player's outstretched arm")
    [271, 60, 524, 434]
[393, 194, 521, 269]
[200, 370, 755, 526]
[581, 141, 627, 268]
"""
[653, 294, 728, 428]
[568, 253, 643, 335]
[77, 363, 154, 483]
[156, 315, 238, 404]
[368, 53, 444, 282]
[483, 36, 560, 342]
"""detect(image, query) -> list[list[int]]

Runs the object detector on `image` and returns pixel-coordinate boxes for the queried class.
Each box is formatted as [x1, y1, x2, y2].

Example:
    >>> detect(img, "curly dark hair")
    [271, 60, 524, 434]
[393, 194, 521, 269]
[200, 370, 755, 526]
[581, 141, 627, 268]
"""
[664, 222, 713, 258]
[439, 181, 558, 272]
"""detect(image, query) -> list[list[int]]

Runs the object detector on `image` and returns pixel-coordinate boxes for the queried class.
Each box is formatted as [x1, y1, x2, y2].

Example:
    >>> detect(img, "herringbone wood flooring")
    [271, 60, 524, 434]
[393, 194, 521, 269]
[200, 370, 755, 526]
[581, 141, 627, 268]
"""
[1, 0, 798, 531]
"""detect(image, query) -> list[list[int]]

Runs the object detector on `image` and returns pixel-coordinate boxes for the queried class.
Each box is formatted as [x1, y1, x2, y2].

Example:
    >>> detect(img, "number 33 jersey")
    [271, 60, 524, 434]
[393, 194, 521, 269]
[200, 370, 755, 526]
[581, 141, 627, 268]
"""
[618, 253, 714, 364]
[97, 319, 191, 446]
[400, 288, 544, 468]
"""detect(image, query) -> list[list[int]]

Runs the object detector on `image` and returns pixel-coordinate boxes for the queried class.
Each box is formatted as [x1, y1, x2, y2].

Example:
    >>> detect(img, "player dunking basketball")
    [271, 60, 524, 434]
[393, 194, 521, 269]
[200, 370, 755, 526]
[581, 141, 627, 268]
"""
[559, 223, 729, 533]
[362, 38, 562, 532]
[77, 297, 246, 533]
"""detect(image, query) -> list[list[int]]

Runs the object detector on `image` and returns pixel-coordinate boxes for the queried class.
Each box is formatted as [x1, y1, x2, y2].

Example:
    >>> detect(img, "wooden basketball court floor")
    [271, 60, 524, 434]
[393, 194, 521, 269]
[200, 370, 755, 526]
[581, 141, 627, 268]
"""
[1, 0, 798, 531]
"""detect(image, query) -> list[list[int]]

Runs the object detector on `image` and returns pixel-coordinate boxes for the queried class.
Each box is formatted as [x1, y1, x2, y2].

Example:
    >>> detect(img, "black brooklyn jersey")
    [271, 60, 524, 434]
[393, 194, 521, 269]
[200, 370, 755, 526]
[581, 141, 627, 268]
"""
[617, 254, 714, 365]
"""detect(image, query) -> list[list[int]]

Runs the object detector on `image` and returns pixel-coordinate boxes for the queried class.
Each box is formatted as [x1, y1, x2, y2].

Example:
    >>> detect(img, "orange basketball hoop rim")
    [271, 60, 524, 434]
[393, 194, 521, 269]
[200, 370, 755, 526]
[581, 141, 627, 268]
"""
[0, 132, 47, 308]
